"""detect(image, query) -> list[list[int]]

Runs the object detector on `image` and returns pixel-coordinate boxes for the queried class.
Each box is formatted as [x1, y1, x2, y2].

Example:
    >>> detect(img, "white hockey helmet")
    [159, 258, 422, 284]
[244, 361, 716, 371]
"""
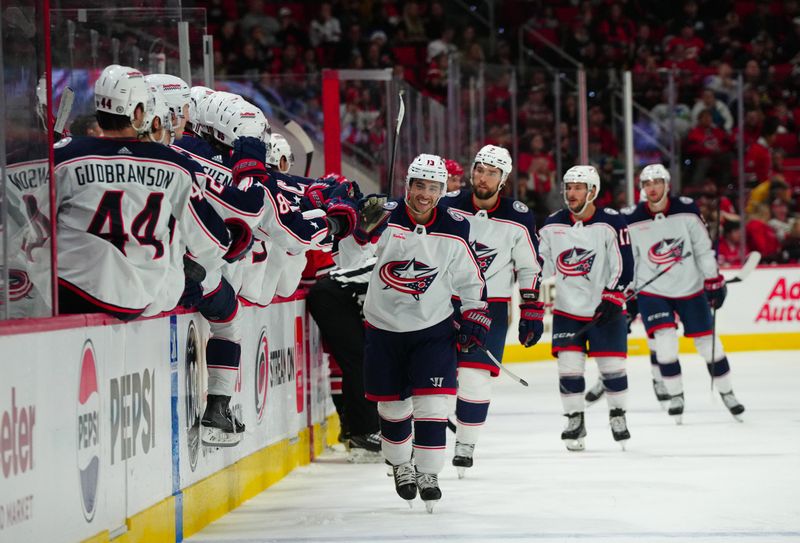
[639, 163, 671, 186]
[141, 85, 174, 143]
[406, 153, 448, 192]
[94, 64, 148, 128]
[145, 74, 190, 119]
[562, 164, 600, 213]
[196, 91, 239, 136]
[266, 133, 294, 172]
[472, 144, 513, 185]
[188, 86, 215, 127]
[213, 99, 271, 148]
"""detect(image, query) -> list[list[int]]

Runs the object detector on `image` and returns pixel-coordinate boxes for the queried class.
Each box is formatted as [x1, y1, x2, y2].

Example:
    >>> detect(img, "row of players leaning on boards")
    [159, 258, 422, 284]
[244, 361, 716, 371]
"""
[311, 156, 746, 513]
[45, 64, 743, 513]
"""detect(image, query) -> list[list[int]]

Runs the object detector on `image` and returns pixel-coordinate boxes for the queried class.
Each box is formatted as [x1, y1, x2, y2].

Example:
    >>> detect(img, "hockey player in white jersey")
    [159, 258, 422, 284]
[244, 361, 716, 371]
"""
[266, 133, 294, 173]
[621, 164, 744, 422]
[538, 165, 634, 451]
[336, 154, 489, 512]
[441, 145, 543, 477]
[54, 65, 233, 320]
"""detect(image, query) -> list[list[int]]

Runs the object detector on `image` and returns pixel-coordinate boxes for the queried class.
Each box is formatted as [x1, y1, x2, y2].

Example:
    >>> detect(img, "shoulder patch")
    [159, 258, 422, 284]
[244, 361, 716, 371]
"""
[447, 207, 465, 221]
[54, 137, 72, 149]
[445, 189, 461, 197]
[621, 205, 636, 215]
[604, 207, 619, 215]
[513, 200, 529, 213]
[679, 196, 694, 205]
[383, 201, 398, 210]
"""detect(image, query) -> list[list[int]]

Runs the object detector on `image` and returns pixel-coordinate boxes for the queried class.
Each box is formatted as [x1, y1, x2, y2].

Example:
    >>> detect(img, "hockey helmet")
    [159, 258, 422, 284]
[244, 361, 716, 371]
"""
[472, 144, 513, 185]
[199, 91, 241, 136]
[94, 64, 149, 129]
[639, 163, 671, 186]
[145, 74, 191, 119]
[141, 85, 174, 143]
[562, 164, 600, 212]
[188, 86, 215, 128]
[213, 99, 271, 148]
[406, 153, 448, 191]
[445, 159, 464, 176]
[266, 133, 294, 172]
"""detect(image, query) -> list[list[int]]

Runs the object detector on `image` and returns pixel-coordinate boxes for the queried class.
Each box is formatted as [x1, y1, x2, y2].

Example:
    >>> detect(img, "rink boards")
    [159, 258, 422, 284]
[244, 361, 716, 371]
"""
[0, 298, 338, 543]
[504, 265, 800, 362]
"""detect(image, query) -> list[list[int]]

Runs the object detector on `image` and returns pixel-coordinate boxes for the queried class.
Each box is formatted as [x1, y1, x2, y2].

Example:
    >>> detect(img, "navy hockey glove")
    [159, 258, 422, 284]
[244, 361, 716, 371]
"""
[458, 308, 492, 350]
[222, 218, 254, 263]
[231, 136, 269, 183]
[518, 289, 545, 347]
[704, 274, 727, 309]
[325, 198, 358, 240]
[625, 295, 638, 334]
[353, 194, 391, 245]
[593, 289, 625, 327]
[179, 278, 203, 309]
[302, 177, 363, 211]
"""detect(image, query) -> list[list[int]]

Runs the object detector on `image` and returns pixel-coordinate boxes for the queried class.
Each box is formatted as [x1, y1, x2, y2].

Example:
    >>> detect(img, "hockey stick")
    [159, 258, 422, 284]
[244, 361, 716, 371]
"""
[387, 90, 405, 197]
[453, 321, 529, 386]
[567, 251, 693, 339]
[53, 86, 74, 139]
[284, 120, 314, 177]
[724, 251, 761, 284]
[710, 198, 724, 393]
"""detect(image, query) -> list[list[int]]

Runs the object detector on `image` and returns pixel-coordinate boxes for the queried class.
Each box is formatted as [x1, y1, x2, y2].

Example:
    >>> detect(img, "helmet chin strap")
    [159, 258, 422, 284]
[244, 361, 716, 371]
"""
[564, 185, 597, 217]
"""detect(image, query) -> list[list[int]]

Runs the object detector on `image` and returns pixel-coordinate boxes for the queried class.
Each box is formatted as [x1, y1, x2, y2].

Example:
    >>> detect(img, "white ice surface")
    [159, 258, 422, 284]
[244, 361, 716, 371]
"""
[188, 351, 800, 543]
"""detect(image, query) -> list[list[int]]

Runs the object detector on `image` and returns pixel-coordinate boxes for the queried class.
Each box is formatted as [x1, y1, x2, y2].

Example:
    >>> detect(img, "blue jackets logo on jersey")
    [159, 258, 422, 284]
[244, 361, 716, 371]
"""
[556, 247, 596, 278]
[471, 240, 497, 274]
[379, 258, 439, 300]
[648, 238, 685, 266]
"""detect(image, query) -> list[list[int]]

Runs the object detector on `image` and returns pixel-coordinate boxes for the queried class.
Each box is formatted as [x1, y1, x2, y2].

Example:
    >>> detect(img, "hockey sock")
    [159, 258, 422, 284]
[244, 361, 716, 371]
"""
[706, 357, 733, 393]
[206, 338, 241, 396]
[559, 375, 586, 414]
[378, 400, 413, 466]
[600, 371, 628, 410]
[658, 359, 683, 397]
[455, 367, 492, 445]
[650, 353, 662, 381]
[412, 395, 448, 475]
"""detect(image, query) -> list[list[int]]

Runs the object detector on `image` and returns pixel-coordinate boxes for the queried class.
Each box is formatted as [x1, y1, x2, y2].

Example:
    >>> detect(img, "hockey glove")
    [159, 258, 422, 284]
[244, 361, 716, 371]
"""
[518, 288, 545, 347]
[704, 274, 727, 310]
[179, 278, 203, 309]
[354, 194, 391, 245]
[625, 295, 638, 334]
[325, 198, 359, 240]
[302, 177, 363, 211]
[231, 136, 269, 183]
[183, 254, 207, 283]
[593, 289, 625, 328]
[458, 308, 492, 350]
[222, 218, 254, 263]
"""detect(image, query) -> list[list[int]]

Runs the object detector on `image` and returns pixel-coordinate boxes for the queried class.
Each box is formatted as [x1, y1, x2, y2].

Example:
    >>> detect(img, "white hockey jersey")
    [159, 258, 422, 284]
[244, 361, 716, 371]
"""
[336, 200, 487, 333]
[623, 196, 718, 298]
[539, 207, 634, 319]
[442, 190, 541, 299]
[54, 136, 230, 312]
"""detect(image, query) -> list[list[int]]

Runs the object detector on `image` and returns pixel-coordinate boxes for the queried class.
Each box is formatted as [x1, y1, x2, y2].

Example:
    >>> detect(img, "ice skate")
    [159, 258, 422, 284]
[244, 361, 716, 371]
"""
[416, 472, 441, 513]
[668, 393, 684, 425]
[561, 412, 586, 451]
[452, 441, 475, 479]
[201, 395, 242, 447]
[609, 408, 630, 450]
[392, 462, 417, 506]
[720, 391, 745, 422]
[347, 432, 383, 463]
[584, 380, 605, 406]
[652, 379, 670, 406]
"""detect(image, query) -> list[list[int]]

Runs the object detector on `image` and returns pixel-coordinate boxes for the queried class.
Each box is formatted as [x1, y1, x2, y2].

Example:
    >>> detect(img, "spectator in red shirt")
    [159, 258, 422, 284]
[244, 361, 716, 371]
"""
[685, 109, 733, 187]
[588, 105, 618, 157]
[746, 203, 781, 262]
[525, 133, 556, 194]
[744, 117, 778, 185]
[718, 220, 744, 267]
[667, 24, 705, 61]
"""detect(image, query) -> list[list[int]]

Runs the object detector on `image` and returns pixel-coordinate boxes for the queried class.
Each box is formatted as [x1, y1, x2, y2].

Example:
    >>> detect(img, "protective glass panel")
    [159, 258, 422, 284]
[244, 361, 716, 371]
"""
[1, 0, 53, 320]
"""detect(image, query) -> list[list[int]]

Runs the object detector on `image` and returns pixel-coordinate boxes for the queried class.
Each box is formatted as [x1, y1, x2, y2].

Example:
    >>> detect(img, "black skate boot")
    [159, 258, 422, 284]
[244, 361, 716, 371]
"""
[584, 380, 605, 406]
[348, 432, 383, 463]
[452, 441, 475, 479]
[652, 379, 671, 405]
[392, 462, 417, 506]
[668, 393, 685, 425]
[201, 395, 241, 447]
[609, 408, 630, 450]
[416, 472, 442, 513]
[720, 391, 745, 422]
[561, 412, 587, 451]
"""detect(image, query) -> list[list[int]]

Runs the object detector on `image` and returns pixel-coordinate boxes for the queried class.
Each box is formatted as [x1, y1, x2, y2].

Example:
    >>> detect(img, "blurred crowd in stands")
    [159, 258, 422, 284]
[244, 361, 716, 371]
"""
[211, 0, 800, 263]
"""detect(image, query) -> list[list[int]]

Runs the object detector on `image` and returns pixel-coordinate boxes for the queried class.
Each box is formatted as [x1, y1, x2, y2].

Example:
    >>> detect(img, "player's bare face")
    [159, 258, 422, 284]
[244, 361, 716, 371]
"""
[472, 164, 503, 200]
[642, 178, 666, 204]
[407, 178, 442, 219]
[565, 183, 590, 214]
